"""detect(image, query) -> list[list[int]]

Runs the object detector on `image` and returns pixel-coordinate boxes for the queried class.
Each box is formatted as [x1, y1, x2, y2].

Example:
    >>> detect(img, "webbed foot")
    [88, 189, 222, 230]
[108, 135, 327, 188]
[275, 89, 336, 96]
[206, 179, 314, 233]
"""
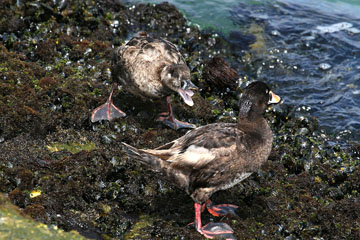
[206, 200, 238, 217]
[157, 112, 196, 130]
[199, 222, 236, 240]
[91, 86, 126, 122]
[193, 202, 237, 240]
[91, 100, 126, 122]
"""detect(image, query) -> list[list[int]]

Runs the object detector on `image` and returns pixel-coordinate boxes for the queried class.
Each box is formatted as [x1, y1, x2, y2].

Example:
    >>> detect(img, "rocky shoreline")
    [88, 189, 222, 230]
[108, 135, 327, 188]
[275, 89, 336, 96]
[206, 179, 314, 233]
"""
[0, 1, 359, 239]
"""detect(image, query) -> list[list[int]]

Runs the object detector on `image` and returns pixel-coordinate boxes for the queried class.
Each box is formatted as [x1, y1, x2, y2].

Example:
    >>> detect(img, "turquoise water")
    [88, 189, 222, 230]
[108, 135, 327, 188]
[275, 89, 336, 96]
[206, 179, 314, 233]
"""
[128, 0, 360, 142]
[130, 0, 360, 34]
[129, 0, 239, 34]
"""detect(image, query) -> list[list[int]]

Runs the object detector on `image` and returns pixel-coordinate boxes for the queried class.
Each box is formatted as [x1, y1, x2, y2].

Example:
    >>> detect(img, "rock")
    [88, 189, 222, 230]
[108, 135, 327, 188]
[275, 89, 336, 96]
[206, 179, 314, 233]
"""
[0, 193, 87, 239]
[203, 56, 239, 89]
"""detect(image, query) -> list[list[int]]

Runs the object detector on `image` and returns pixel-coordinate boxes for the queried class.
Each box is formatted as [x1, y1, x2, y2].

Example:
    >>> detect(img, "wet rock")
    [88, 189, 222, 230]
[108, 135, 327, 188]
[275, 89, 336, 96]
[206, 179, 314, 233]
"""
[227, 30, 256, 50]
[297, 127, 310, 136]
[101, 134, 116, 144]
[8, 188, 27, 208]
[34, 39, 59, 62]
[203, 56, 239, 90]
[327, 187, 344, 200]
[23, 204, 47, 222]
[348, 144, 360, 159]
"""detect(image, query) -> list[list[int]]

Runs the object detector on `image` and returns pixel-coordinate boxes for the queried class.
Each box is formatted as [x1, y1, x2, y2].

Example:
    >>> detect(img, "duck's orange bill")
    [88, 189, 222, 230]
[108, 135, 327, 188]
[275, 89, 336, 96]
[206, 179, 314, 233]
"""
[269, 91, 281, 104]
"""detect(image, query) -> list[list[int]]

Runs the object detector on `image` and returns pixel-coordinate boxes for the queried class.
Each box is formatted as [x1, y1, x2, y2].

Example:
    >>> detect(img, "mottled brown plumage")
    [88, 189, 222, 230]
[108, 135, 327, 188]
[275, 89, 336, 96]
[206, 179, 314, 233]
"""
[91, 32, 197, 129]
[112, 33, 193, 101]
[122, 81, 281, 239]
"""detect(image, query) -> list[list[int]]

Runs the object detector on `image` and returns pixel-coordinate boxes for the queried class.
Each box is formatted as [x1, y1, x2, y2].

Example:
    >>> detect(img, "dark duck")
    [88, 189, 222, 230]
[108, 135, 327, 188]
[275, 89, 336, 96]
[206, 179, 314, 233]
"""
[91, 32, 197, 130]
[122, 81, 281, 239]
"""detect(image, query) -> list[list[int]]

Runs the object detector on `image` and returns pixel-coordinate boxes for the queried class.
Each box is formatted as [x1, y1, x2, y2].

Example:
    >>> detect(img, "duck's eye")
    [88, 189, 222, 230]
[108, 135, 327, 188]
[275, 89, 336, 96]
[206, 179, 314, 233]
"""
[268, 92, 272, 102]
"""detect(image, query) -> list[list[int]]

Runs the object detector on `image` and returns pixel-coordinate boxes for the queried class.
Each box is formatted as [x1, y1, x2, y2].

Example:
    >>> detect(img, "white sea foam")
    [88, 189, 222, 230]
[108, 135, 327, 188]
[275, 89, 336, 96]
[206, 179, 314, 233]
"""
[316, 22, 360, 34]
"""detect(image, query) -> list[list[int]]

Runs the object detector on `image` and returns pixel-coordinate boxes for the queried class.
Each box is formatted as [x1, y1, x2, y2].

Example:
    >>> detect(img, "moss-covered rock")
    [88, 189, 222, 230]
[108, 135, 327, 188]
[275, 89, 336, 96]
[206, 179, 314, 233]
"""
[0, 193, 86, 240]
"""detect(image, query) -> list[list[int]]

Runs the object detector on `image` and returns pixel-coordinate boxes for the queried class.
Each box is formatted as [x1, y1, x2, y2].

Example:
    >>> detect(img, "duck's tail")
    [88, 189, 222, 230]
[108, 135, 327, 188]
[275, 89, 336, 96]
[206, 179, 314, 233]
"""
[121, 142, 168, 171]
[121, 142, 188, 189]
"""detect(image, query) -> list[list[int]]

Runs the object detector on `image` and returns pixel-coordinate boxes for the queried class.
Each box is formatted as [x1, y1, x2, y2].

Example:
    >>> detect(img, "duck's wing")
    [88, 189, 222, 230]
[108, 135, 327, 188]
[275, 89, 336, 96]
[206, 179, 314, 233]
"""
[142, 123, 242, 170]
[124, 123, 246, 192]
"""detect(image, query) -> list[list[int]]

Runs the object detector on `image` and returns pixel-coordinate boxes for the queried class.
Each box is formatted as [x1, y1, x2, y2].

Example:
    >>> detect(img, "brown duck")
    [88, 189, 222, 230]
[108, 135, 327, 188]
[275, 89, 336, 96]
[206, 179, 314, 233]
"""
[122, 81, 281, 239]
[91, 32, 197, 130]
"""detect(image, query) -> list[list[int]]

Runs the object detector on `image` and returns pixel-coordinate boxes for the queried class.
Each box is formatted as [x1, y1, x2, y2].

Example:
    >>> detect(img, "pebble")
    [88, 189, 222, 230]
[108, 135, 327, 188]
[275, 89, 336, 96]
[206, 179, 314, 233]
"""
[327, 187, 344, 200]
[298, 127, 310, 136]
[101, 135, 112, 144]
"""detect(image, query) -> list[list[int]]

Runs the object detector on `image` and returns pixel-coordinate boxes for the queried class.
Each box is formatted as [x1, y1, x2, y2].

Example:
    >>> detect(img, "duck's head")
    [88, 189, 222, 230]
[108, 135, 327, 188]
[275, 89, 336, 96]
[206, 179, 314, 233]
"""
[161, 64, 198, 106]
[238, 81, 281, 119]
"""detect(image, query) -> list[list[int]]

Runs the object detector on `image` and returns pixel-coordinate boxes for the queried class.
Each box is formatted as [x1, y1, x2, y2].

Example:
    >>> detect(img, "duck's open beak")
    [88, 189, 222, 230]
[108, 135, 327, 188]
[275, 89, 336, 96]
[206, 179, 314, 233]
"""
[178, 80, 198, 106]
[269, 91, 281, 104]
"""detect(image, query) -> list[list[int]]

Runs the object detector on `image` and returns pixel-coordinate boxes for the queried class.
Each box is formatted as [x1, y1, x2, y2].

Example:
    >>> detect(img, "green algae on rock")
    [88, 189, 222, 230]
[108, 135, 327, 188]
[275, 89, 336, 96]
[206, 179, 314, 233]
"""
[0, 194, 86, 240]
[46, 141, 96, 154]
[124, 214, 153, 240]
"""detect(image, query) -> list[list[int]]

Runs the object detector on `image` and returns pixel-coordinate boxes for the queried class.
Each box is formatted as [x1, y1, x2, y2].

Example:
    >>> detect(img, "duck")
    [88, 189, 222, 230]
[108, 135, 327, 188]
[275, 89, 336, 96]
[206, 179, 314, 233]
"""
[121, 81, 281, 239]
[91, 31, 197, 130]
